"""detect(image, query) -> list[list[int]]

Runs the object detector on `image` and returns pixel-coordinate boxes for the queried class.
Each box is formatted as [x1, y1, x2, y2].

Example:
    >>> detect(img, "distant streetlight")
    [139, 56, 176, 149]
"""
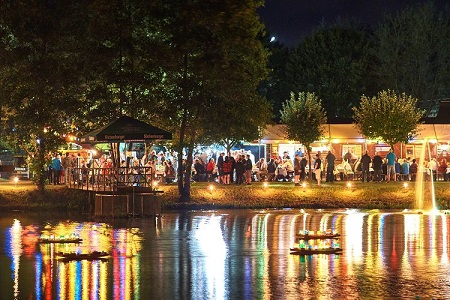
[270, 36, 276, 43]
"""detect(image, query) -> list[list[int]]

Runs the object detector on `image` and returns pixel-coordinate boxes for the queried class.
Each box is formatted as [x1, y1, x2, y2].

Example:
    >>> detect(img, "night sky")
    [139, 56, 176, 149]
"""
[258, 0, 448, 47]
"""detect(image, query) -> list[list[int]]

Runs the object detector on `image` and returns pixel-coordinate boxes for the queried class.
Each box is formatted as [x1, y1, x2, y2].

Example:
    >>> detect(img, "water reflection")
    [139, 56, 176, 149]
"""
[1, 210, 450, 299]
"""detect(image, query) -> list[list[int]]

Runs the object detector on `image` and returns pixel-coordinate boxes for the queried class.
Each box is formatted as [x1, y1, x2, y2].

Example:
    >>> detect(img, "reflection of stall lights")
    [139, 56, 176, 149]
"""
[13, 176, 19, 184]
[263, 182, 268, 188]
[301, 182, 307, 188]
[346, 182, 352, 188]
[403, 182, 408, 189]
[208, 184, 214, 191]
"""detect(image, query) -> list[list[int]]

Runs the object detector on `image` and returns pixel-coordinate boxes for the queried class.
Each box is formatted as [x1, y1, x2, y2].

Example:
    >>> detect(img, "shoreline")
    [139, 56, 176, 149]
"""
[1, 179, 449, 212]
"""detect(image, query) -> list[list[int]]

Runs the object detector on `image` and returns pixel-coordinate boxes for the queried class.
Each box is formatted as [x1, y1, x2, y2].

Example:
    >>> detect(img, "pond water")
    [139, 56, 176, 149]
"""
[1, 209, 450, 299]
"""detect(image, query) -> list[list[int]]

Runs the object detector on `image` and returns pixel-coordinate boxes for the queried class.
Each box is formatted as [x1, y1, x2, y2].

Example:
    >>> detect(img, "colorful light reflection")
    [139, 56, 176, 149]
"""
[4, 211, 450, 299]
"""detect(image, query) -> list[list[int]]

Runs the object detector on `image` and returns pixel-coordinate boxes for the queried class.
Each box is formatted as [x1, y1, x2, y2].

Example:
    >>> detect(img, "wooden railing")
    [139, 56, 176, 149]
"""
[66, 166, 158, 191]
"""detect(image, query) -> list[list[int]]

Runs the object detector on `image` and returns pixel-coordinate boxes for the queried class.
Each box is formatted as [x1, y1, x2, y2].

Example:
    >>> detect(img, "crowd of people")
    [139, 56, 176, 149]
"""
[335, 149, 450, 183]
[46, 149, 177, 186]
[45, 147, 450, 187]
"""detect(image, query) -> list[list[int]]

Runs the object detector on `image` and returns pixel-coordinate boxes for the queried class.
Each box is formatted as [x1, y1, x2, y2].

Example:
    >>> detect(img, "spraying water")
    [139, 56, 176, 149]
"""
[415, 139, 437, 211]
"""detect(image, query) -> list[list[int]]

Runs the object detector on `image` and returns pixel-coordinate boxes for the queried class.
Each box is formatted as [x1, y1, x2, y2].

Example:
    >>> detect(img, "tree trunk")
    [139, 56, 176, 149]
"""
[306, 145, 312, 180]
[36, 141, 46, 193]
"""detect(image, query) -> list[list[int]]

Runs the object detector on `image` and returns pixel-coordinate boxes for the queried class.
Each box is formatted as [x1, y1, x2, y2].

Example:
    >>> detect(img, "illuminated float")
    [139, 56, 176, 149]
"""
[295, 229, 340, 240]
[290, 229, 342, 255]
[38, 234, 82, 244]
[56, 251, 109, 261]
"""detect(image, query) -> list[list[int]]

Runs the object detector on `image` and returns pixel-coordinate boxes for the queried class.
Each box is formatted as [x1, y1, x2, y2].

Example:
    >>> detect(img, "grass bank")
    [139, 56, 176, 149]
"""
[1, 179, 449, 212]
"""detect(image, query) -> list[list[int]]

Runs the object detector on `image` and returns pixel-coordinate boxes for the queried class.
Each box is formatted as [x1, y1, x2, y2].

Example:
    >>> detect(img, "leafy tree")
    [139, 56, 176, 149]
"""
[353, 90, 424, 148]
[280, 92, 327, 178]
[375, 2, 450, 108]
[204, 93, 272, 155]
[286, 21, 376, 118]
[70, 0, 166, 132]
[148, 0, 269, 202]
[0, 0, 86, 191]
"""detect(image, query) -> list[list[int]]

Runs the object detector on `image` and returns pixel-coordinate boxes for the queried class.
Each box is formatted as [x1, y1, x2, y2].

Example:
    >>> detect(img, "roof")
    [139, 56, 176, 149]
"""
[261, 123, 450, 144]
[422, 100, 450, 124]
[261, 124, 364, 143]
[80, 116, 172, 143]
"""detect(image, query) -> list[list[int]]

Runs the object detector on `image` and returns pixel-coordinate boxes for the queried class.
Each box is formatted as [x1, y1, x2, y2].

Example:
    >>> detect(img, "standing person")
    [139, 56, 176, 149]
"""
[402, 158, 410, 181]
[372, 152, 383, 182]
[385, 149, 396, 183]
[230, 156, 236, 183]
[206, 158, 216, 182]
[314, 153, 322, 186]
[360, 150, 371, 182]
[61, 152, 70, 184]
[325, 151, 336, 183]
[394, 158, 402, 181]
[222, 156, 232, 185]
[428, 158, 438, 181]
[234, 156, 245, 185]
[244, 154, 253, 185]
[438, 158, 448, 181]
[164, 160, 176, 184]
[293, 154, 301, 186]
[51, 154, 62, 185]
[255, 158, 268, 182]
[217, 152, 225, 184]
[300, 156, 307, 181]
[409, 159, 418, 181]
[267, 158, 277, 182]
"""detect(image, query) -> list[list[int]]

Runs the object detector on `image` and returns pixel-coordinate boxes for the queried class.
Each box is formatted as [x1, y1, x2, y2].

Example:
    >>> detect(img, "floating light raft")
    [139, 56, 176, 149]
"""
[296, 229, 341, 240]
[38, 234, 82, 244]
[56, 251, 109, 261]
[290, 229, 342, 255]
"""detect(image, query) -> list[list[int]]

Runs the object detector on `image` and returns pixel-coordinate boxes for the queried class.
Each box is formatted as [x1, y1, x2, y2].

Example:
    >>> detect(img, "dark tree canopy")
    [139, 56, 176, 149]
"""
[286, 22, 376, 118]
[0, 0, 87, 190]
[375, 2, 450, 108]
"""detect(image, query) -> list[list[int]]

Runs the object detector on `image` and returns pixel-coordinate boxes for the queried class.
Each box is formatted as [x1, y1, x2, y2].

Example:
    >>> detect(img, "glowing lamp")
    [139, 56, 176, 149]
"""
[302, 182, 307, 188]
[403, 182, 408, 189]
[263, 182, 268, 188]
[208, 184, 214, 191]
[346, 182, 352, 188]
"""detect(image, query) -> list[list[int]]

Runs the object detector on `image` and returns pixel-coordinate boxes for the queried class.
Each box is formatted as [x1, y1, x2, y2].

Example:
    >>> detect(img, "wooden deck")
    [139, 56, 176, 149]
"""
[66, 167, 164, 217]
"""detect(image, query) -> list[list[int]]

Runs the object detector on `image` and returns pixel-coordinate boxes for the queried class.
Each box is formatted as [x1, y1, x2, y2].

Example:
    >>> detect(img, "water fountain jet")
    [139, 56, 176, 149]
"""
[414, 139, 438, 213]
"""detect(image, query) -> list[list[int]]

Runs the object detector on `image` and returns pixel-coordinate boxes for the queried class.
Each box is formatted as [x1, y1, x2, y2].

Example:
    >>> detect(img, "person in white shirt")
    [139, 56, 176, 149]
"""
[255, 158, 268, 181]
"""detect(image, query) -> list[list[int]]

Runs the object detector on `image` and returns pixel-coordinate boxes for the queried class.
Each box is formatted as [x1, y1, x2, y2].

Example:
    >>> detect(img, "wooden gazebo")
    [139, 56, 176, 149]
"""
[69, 116, 172, 217]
